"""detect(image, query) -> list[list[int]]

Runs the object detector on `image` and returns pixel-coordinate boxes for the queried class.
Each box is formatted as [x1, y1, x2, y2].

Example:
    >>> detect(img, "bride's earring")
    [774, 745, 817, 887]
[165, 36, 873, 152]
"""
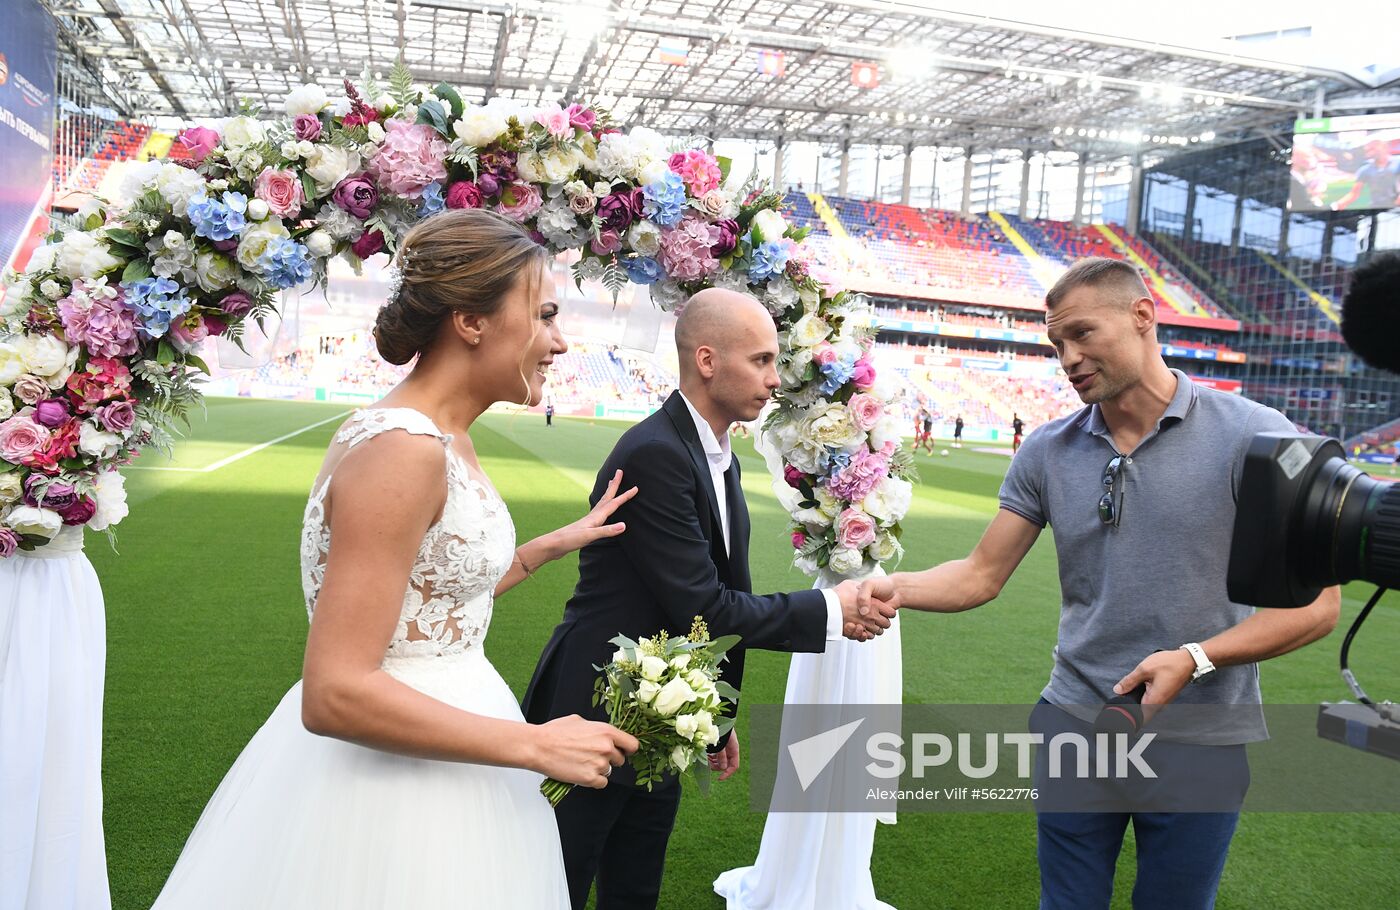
[471, 336, 481, 345]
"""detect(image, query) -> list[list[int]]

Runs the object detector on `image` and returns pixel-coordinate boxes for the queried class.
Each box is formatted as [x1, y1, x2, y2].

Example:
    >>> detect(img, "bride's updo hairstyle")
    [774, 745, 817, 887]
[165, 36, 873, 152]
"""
[373, 208, 549, 366]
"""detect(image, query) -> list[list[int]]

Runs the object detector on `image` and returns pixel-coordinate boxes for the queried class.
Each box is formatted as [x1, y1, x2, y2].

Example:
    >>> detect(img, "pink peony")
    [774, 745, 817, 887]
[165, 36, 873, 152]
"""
[176, 126, 221, 162]
[792, 529, 808, 549]
[12, 375, 50, 406]
[58, 282, 141, 359]
[566, 104, 597, 132]
[825, 449, 889, 503]
[293, 113, 323, 142]
[96, 399, 136, 433]
[658, 216, 720, 282]
[219, 291, 254, 317]
[536, 105, 573, 139]
[496, 183, 543, 222]
[0, 411, 51, 464]
[370, 122, 449, 198]
[851, 357, 876, 391]
[350, 229, 385, 259]
[668, 150, 723, 197]
[254, 167, 305, 219]
[0, 528, 18, 558]
[812, 342, 837, 367]
[847, 393, 883, 432]
[445, 181, 483, 209]
[170, 314, 210, 352]
[590, 230, 622, 256]
[836, 507, 878, 551]
[784, 464, 806, 489]
[333, 174, 379, 218]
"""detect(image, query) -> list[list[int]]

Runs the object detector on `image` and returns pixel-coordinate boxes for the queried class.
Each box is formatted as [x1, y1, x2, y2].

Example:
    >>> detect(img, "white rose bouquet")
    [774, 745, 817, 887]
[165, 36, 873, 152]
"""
[540, 617, 740, 807]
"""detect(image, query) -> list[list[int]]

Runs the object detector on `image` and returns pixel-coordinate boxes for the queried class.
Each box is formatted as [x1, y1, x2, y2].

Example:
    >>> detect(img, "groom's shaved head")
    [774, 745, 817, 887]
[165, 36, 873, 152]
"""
[674, 288, 771, 377]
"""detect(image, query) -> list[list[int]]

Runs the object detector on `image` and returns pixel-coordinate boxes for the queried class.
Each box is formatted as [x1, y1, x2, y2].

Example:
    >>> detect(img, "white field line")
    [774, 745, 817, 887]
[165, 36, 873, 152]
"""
[125, 410, 353, 473]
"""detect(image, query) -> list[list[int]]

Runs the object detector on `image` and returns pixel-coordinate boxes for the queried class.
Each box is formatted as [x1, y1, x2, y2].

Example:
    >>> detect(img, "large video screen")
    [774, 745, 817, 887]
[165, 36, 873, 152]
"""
[0, 0, 57, 271]
[1291, 114, 1400, 213]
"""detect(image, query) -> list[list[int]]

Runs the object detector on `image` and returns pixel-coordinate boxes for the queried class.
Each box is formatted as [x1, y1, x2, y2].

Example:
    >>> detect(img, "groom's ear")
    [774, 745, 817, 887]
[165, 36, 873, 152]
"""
[694, 344, 718, 379]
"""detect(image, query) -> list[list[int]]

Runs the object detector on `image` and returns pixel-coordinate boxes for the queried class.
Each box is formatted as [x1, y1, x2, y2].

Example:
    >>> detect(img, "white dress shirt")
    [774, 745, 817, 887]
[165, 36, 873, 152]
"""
[677, 392, 844, 639]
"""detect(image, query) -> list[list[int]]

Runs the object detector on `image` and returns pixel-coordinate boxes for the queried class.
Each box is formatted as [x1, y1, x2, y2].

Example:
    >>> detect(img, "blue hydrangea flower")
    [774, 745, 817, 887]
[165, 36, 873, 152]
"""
[257, 237, 314, 289]
[419, 182, 446, 217]
[641, 173, 687, 228]
[623, 256, 665, 285]
[123, 276, 192, 338]
[823, 450, 852, 477]
[748, 240, 791, 284]
[186, 191, 248, 241]
[818, 352, 856, 395]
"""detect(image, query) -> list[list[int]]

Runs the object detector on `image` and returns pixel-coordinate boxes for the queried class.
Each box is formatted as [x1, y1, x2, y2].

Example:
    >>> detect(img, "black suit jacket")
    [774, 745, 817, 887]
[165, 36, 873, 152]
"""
[523, 391, 829, 767]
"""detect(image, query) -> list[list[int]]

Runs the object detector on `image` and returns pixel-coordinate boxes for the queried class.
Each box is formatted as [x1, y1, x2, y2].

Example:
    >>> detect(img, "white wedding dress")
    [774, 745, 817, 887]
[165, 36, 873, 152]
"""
[152, 407, 569, 908]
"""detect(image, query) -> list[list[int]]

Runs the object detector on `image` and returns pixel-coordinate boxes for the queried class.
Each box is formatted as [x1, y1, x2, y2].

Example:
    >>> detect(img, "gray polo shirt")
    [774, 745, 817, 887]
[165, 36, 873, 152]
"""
[999, 369, 1296, 744]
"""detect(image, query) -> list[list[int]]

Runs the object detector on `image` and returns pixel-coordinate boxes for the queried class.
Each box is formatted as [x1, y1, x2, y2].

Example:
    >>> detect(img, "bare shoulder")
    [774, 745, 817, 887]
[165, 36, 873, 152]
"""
[326, 429, 449, 526]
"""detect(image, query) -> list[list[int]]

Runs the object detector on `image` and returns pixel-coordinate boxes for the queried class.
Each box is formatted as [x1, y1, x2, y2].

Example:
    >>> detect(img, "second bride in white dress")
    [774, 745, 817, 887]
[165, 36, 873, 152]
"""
[153, 209, 639, 908]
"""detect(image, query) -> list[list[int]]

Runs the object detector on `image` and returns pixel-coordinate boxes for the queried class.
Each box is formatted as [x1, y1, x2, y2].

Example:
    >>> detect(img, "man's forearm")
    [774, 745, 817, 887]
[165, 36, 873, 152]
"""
[1201, 587, 1340, 667]
[893, 559, 996, 613]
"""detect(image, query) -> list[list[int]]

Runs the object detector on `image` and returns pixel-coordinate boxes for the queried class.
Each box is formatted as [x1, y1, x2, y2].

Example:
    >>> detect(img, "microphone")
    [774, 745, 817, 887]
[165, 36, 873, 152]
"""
[1341, 250, 1400, 375]
[1094, 683, 1148, 736]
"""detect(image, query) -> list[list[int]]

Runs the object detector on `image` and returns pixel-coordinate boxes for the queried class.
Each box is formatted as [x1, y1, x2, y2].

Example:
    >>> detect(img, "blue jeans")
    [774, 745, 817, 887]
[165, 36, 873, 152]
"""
[1031, 699, 1246, 910]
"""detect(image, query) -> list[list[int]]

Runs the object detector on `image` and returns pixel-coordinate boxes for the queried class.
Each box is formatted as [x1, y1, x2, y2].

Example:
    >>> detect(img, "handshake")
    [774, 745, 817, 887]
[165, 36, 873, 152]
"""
[833, 576, 901, 642]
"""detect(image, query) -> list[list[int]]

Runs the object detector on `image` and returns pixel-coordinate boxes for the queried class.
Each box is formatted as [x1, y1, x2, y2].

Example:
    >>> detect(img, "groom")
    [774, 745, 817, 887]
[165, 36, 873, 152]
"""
[523, 288, 897, 910]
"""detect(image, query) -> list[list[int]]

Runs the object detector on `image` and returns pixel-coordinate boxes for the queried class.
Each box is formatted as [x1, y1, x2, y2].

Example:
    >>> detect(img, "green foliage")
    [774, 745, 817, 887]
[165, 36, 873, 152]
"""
[387, 57, 417, 110]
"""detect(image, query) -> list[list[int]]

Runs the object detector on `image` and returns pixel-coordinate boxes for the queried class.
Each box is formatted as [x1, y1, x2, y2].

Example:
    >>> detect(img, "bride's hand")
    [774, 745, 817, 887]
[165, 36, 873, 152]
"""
[531, 715, 639, 788]
[544, 470, 638, 559]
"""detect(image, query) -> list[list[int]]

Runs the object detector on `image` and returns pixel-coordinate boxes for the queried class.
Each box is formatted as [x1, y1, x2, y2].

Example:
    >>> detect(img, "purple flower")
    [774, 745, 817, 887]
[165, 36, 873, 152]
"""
[219, 291, 254, 317]
[24, 476, 77, 511]
[293, 113, 323, 142]
[333, 174, 379, 219]
[712, 218, 741, 257]
[597, 189, 642, 232]
[0, 528, 18, 558]
[58, 281, 141, 359]
[350, 229, 384, 259]
[212, 238, 239, 253]
[97, 400, 136, 433]
[566, 104, 597, 132]
[478, 150, 518, 182]
[477, 173, 500, 197]
[59, 496, 96, 526]
[34, 399, 71, 429]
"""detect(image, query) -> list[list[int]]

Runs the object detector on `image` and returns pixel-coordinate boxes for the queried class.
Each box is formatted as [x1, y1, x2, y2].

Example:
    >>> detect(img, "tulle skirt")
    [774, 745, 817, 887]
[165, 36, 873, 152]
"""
[0, 527, 110, 910]
[152, 647, 569, 909]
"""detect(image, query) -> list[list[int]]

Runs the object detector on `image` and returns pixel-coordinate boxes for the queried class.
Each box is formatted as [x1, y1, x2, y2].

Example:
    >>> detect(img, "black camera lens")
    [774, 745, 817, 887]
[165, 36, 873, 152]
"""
[1228, 433, 1400, 608]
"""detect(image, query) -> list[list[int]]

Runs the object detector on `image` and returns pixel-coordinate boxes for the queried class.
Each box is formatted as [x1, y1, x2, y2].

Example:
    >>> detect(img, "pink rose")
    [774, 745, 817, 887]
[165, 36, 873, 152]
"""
[851, 357, 876, 391]
[0, 528, 18, 558]
[369, 122, 448, 198]
[784, 464, 805, 489]
[255, 167, 305, 219]
[350, 229, 385, 259]
[590, 230, 622, 256]
[0, 411, 51, 464]
[445, 181, 483, 209]
[170, 314, 210, 352]
[219, 291, 254, 317]
[58, 496, 96, 526]
[293, 113, 323, 142]
[792, 530, 808, 549]
[97, 399, 136, 433]
[836, 507, 877, 551]
[812, 343, 837, 367]
[496, 183, 543, 222]
[566, 104, 597, 132]
[536, 105, 572, 139]
[847, 393, 883, 432]
[12, 374, 50, 406]
[333, 174, 379, 219]
[176, 126, 220, 163]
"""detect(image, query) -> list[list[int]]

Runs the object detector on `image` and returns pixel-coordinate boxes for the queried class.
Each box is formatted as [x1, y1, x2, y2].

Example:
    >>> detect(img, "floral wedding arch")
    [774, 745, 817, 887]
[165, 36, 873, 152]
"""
[0, 64, 914, 575]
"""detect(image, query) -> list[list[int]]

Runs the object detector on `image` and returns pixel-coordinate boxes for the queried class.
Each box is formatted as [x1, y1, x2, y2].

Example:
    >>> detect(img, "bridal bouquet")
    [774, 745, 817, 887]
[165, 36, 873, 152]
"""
[541, 617, 740, 807]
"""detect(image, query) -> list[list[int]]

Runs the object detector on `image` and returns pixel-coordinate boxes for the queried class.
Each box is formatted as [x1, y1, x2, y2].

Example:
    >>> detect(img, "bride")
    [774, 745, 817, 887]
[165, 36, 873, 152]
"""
[153, 208, 638, 908]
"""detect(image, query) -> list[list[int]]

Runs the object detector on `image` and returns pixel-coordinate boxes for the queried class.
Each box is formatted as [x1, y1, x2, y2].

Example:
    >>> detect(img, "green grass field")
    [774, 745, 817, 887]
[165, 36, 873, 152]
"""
[97, 397, 1399, 909]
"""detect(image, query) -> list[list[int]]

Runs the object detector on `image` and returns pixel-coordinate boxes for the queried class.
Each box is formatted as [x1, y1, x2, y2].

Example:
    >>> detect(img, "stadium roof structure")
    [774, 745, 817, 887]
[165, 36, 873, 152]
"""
[50, 0, 1400, 157]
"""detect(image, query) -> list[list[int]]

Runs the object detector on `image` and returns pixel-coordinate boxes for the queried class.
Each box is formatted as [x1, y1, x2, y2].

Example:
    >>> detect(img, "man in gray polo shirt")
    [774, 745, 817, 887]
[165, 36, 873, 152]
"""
[858, 258, 1339, 909]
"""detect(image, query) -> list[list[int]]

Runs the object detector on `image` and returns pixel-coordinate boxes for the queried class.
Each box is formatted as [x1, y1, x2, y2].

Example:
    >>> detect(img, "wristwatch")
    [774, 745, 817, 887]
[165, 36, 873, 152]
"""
[1179, 642, 1215, 682]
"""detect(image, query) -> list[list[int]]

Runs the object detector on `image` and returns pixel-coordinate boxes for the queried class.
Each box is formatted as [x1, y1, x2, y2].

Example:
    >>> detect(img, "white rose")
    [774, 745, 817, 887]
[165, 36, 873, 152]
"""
[305, 229, 334, 258]
[371, 93, 394, 112]
[636, 680, 660, 704]
[304, 145, 359, 192]
[237, 221, 291, 271]
[280, 140, 301, 161]
[753, 208, 789, 243]
[828, 546, 863, 576]
[246, 198, 270, 222]
[805, 402, 862, 450]
[627, 220, 662, 257]
[194, 251, 237, 292]
[638, 159, 670, 186]
[367, 121, 386, 143]
[0, 394, 12, 422]
[639, 654, 668, 682]
[54, 231, 120, 280]
[222, 116, 266, 149]
[540, 147, 581, 184]
[24, 243, 59, 275]
[671, 745, 691, 771]
[869, 414, 904, 452]
[155, 163, 208, 216]
[6, 505, 63, 539]
[862, 477, 913, 524]
[296, 140, 316, 159]
[674, 713, 700, 739]
[870, 532, 901, 562]
[669, 654, 691, 671]
[453, 107, 510, 147]
[19, 334, 70, 378]
[283, 83, 328, 116]
[695, 710, 719, 746]
[516, 150, 546, 184]
[698, 188, 738, 220]
[79, 421, 122, 459]
[0, 472, 21, 503]
[684, 669, 709, 690]
[40, 280, 63, 300]
[789, 313, 831, 348]
[0, 343, 24, 386]
[87, 470, 128, 532]
[652, 676, 696, 716]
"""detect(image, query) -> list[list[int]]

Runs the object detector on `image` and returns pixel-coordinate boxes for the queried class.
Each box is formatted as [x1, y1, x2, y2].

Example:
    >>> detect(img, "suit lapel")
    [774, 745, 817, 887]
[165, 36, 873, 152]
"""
[661, 392, 727, 559]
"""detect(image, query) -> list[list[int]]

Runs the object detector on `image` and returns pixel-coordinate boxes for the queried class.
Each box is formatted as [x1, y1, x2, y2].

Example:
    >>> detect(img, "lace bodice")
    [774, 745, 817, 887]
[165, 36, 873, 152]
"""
[299, 408, 515, 658]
